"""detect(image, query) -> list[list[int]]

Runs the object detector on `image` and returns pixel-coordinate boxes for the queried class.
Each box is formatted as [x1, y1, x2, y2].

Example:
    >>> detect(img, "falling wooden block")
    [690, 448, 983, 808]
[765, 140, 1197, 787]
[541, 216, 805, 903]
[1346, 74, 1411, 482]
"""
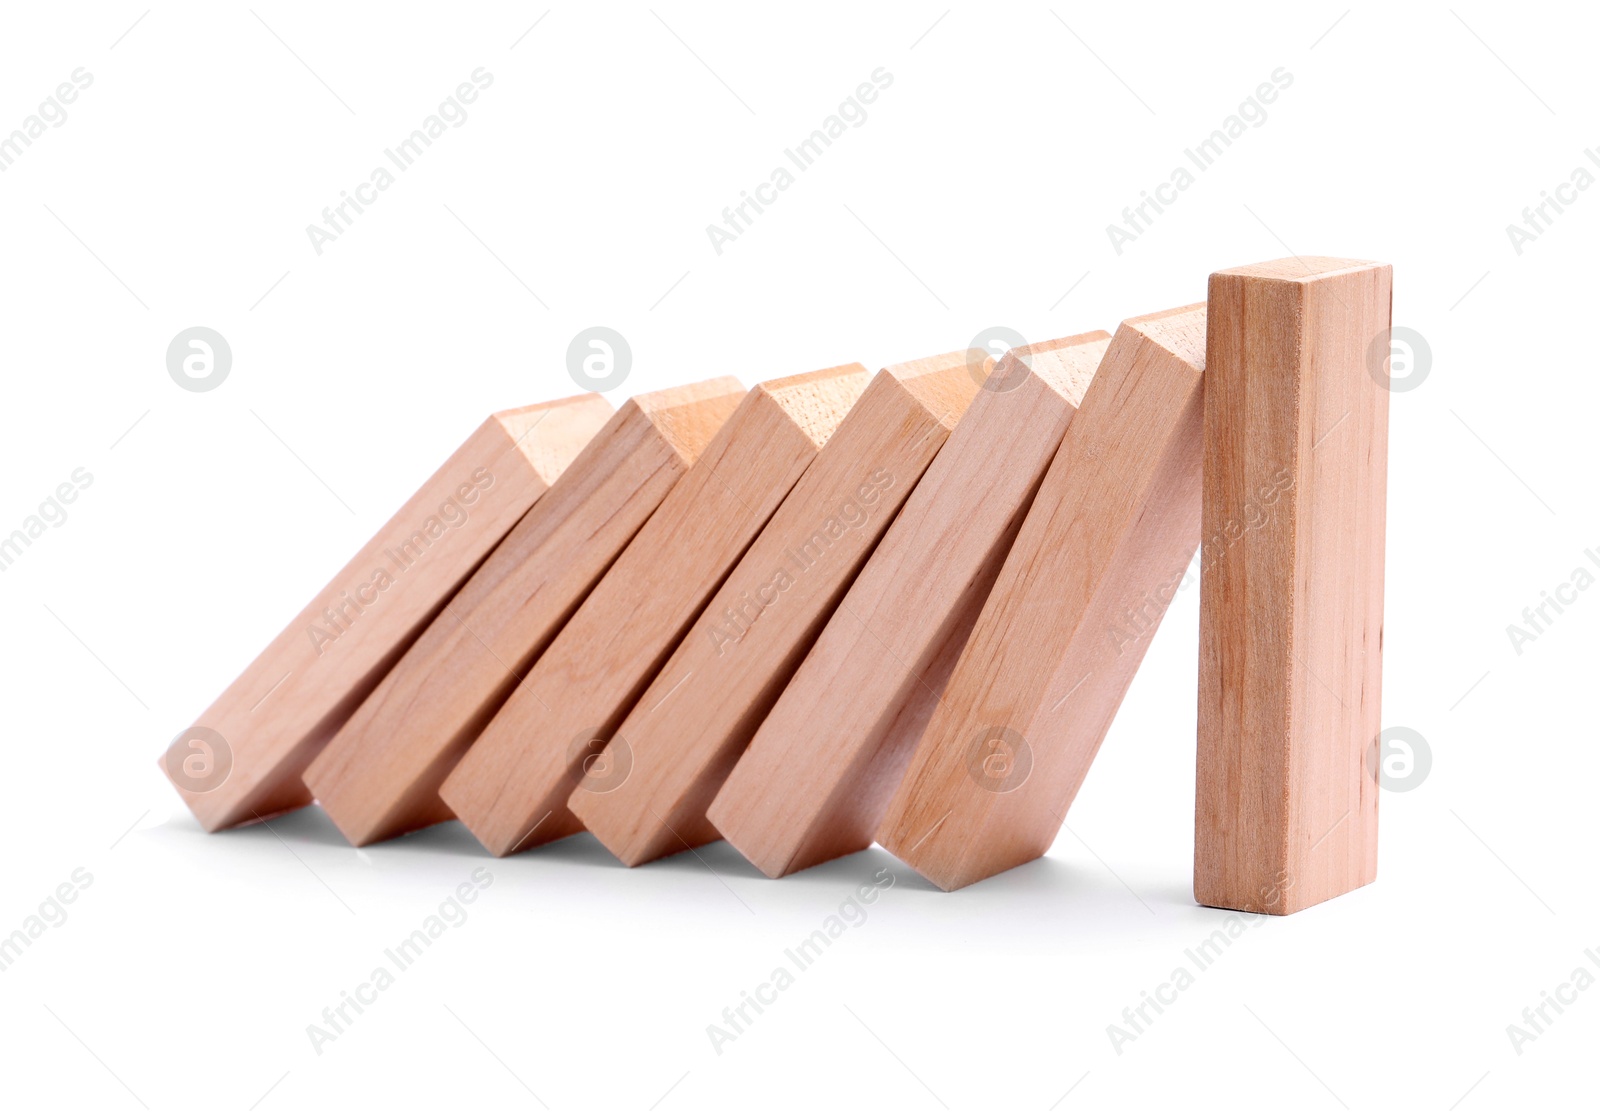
[568, 351, 986, 866]
[301, 379, 746, 846]
[876, 305, 1207, 890]
[1195, 257, 1391, 915]
[163, 394, 614, 832]
[439, 363, 874, 856]
[707, 331, 1112, 877]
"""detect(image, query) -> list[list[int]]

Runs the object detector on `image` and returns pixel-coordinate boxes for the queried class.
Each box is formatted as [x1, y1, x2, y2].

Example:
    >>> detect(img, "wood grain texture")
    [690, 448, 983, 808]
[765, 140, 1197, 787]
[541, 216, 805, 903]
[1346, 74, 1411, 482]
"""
[876, 306, 1208, 890]
[438, 364, 874, 856]
[302, 379, 745, 846]
[1195, 257, 1391, 915]
[568, 352, 987, 866]
[707, 332, 1111, 878]
[163, 395, 614, 832]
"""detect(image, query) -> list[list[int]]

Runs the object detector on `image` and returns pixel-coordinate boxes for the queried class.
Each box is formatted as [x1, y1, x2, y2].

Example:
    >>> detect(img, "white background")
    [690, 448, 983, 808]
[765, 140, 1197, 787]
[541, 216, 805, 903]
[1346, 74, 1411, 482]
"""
[1, 2, 1593, 1116]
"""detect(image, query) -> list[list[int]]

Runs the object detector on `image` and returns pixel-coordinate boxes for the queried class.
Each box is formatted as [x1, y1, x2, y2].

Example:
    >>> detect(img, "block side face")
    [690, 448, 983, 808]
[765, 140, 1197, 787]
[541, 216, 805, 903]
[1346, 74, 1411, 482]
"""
[172, 412, 562, 830]
[447, 402, 672, 623]
[781, 521, 1005, 878]
[708, 364, 1081, 876]
[440, 386, 828, 856]
[569, 365, 965, 865]
[1196, 272, 1302, 908]
[1283, 264, 1390, 908]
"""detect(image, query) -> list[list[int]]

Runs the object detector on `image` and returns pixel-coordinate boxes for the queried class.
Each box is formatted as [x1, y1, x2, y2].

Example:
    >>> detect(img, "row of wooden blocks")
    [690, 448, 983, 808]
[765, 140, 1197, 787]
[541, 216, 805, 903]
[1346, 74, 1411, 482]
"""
[164, 256, 1391, 915]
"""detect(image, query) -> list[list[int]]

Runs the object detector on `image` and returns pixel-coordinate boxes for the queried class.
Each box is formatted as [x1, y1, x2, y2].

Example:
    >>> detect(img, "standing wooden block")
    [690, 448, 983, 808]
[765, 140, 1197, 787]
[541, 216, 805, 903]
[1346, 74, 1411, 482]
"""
[438, 364, 874, 856]
[163, 394, 614, 832]
[301, 379, 746, 846]
[707, 332, 1112, 878]
[876, 306, 1207, 890]
[1196, 257, 1391, 915]
[568, 352, 985, 867]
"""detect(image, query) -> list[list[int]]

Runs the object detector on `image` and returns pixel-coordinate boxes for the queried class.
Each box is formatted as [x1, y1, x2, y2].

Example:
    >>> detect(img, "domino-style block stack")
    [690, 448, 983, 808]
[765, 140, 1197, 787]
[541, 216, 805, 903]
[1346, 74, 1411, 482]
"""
[163, 257, 1391, 916]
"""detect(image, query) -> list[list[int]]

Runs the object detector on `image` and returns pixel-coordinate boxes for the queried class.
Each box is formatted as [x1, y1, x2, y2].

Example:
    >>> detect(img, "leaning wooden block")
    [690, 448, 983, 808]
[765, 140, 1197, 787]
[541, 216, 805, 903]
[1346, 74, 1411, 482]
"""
[302, 379, 746, 846]
[876, 305, 1207, 891]
[707, 331, 1111, 878]
[162, 394, 614, 831]
[1195, 257, 1391, 915]
[439, 363, 874, 856]
[568, 351, 986, 866]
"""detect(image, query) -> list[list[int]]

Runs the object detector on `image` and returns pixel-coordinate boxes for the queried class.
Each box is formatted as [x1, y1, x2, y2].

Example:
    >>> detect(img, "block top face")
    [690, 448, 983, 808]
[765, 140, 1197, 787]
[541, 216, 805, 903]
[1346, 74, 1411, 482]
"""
[881, 348, 987, 429]
[1123, 302, 1208, 370]
[490, 392, 614, 482]
[628, 376, 746, 464]
[757, 363, 873, 448]
[1212, 256, 1386, 284]
[1004, 330, 1112, 407]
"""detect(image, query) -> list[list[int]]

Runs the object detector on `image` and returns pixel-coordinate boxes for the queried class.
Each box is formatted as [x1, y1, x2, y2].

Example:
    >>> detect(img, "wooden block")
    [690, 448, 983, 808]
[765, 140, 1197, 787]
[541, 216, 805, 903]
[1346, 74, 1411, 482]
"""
[163, 394, 614, 832]
[568, 352, 986, 866]
[301, 379, 746, 846]
[707, 331, 1112, 877]
[438, 364, 874, 856]
[876, 306, 1207, 890]
[1195, 257, 1391, 915]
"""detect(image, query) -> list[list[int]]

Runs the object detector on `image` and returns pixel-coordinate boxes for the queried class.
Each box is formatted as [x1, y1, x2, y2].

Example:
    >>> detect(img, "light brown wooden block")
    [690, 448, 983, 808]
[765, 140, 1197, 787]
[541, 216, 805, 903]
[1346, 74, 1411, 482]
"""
[568, 352, 986, 866]
[707, 332, 1112, 878]
[438, 363, 875, 856]
[1196, 257, 1391, 915]
[301, 379, 745, 846]
[876, 306, 1207, 890]
[163, 394, 614, 832]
